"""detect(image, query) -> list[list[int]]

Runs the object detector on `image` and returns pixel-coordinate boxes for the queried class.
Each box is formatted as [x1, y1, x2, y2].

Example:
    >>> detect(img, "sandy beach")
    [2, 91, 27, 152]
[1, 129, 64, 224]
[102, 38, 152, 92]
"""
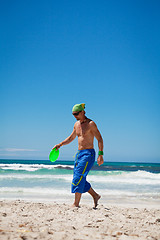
[0, 200, 160, 240]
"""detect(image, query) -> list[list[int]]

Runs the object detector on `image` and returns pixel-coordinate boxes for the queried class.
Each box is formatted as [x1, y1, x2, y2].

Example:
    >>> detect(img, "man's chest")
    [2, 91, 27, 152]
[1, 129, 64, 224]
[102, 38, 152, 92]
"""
[75, 123, 91, 136]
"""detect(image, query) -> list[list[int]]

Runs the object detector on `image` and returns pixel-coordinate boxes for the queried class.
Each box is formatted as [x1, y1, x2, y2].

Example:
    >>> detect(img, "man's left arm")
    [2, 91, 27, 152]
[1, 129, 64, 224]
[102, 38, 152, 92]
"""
[90, 121, 104, 166]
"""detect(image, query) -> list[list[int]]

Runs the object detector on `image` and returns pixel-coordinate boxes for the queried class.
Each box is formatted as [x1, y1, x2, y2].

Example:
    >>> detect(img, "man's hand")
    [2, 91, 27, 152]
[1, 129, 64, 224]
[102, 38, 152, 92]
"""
[97, 155, 104, 166]
[52, 143, 62, 150]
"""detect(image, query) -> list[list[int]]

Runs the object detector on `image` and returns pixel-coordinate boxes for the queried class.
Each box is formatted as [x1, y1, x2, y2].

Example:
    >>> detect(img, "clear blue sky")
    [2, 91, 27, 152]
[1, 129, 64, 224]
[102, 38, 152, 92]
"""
[0, 0, 160, 162]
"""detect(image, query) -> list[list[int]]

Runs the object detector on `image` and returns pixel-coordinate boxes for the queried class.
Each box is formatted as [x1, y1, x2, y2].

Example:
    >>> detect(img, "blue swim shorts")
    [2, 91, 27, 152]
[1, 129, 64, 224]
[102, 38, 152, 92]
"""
[71, 149, 95, 194]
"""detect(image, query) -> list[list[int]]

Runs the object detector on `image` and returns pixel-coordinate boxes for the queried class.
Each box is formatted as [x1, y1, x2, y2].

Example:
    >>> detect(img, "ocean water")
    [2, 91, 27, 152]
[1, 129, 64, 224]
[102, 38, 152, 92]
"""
[0, 159, 160, 205]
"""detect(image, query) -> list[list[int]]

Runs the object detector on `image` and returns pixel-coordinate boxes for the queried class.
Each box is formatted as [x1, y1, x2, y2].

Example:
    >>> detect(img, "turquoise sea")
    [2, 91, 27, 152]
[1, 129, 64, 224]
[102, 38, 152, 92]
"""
[0, 159, 160, 205]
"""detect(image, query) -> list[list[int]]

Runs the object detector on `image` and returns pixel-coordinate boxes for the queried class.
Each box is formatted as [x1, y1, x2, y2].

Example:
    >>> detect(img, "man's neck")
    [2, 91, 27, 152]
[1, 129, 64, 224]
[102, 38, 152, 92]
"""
[80, 116, 87, 124]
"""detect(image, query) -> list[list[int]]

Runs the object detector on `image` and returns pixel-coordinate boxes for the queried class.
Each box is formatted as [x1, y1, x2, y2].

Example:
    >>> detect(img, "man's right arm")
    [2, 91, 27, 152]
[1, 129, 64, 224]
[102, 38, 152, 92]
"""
[53, 125, 76, 150]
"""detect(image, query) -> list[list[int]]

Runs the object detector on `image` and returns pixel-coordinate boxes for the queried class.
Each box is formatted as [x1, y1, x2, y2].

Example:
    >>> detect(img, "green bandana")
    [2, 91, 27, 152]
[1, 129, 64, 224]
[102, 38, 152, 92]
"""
[72, 103, 85, 112]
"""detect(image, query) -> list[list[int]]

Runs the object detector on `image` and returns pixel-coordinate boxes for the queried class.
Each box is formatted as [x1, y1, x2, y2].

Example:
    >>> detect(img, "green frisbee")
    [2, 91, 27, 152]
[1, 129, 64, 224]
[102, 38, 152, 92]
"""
[49, 148, 59, 162]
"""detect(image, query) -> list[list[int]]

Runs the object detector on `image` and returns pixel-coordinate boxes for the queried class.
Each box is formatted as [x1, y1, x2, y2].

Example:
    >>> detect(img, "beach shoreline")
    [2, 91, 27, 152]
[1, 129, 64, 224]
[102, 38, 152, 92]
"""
[0, 196, 160, 209]
[0, 191, 160, 209]
[1, 199, 160, 240]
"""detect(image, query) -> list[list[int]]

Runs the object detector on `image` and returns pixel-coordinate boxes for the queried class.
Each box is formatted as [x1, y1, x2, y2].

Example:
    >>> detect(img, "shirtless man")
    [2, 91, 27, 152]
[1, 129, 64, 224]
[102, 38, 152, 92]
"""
[53, 103, 104, 208]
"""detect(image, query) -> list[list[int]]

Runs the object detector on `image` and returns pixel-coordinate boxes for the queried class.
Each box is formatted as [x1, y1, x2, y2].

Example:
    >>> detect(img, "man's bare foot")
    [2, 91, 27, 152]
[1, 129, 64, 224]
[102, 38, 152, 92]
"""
[93, 194, 101, 208]
[71, 203, 80, 208]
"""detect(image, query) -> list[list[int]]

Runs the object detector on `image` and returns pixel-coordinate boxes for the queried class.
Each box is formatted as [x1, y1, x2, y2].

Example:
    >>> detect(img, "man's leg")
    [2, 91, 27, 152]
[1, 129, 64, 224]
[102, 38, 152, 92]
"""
[88, 187, 101, 208]
[72, 192, 82, 207]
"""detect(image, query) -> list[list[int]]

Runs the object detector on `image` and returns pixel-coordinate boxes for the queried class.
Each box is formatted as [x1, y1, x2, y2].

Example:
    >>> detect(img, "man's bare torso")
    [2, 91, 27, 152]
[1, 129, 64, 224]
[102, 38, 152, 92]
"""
[74, 118, 94, 150]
